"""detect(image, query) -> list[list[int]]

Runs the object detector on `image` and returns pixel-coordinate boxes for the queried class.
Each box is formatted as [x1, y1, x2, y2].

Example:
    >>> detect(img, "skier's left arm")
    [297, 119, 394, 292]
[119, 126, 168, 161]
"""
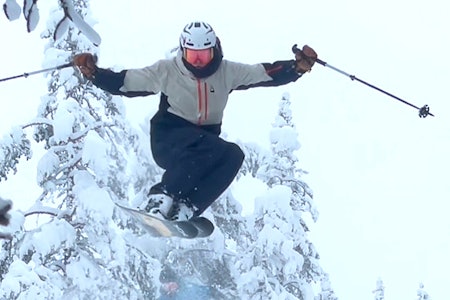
[234, 44, 317, 90]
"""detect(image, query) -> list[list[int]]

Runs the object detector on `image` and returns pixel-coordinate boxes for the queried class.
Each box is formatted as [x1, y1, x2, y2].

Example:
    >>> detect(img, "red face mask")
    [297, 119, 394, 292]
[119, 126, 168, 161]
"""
[184, 48, 214, 68]
[162, 282, 179, 295]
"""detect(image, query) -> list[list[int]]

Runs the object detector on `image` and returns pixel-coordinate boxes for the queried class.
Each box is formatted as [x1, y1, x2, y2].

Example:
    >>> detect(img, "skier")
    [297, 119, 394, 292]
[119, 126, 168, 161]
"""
[158, 265, 214, 299]
[73, 21, 317, 221]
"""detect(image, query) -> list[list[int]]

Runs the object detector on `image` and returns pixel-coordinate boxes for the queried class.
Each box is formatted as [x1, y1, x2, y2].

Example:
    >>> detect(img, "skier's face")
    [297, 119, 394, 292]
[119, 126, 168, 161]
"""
[162, 282, 179, 295]
[184, 48, 214, 68]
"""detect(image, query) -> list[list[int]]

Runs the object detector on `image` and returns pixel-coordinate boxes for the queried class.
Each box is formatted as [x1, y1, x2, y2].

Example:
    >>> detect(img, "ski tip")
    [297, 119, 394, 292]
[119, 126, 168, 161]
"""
[189, 217, 214, 238]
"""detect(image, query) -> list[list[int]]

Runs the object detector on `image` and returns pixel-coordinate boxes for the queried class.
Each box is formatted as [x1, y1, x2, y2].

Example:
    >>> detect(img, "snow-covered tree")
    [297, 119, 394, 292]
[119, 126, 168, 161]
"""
[174, 92, 335, 299]
[1, 2, 235, 298]
[372, 278, 385, 300]
[0, 1, 162, 299]
[417, 282, 431, 300]
[260, 92, 317, 220]
[316, 273, 338, 300]
[2, 1, 337, 298]
[230, 93, 329, 299]
[2, 0, 101, 45]
[238, 141, 270, 178]
[0, 127, 32, 182]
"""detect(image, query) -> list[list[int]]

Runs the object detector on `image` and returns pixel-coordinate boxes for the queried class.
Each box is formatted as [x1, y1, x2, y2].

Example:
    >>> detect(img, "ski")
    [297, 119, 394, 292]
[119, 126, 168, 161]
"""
[115, 203, 214, 239]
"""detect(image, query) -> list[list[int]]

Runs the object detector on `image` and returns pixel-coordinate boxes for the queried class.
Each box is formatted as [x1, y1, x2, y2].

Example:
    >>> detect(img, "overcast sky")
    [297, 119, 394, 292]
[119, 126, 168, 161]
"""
[1, 1, 450, 299]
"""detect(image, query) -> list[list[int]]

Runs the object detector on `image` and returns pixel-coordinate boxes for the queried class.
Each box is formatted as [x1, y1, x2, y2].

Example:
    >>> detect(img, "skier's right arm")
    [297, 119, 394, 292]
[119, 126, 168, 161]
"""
[73, 53, 159, 98]
[93, 68, 155, 97]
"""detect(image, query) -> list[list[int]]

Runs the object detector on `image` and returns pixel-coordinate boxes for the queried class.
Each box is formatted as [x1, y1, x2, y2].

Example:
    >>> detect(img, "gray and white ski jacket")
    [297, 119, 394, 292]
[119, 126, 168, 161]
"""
[92, 50, 302, 126]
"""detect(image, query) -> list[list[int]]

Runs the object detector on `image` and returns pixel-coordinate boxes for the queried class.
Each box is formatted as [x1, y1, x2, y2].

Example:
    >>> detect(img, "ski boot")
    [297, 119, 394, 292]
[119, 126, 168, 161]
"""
[143, 193, 174, 220]
[169, 201, 197, 221]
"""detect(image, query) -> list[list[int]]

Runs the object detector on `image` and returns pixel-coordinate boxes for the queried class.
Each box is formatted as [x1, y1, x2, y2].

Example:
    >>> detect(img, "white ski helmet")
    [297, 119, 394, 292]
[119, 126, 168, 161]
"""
[179, 21, 217, 50]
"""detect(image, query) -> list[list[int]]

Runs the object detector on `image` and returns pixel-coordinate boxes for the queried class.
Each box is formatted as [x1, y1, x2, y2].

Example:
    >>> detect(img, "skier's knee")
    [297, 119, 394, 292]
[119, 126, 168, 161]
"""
[227, 143, 244, 168]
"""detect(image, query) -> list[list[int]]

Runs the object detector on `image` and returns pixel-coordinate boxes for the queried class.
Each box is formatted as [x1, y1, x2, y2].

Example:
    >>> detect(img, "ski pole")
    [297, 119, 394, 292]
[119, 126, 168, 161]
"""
[292, 45, 434, 118]
[0, 62, 73, 83]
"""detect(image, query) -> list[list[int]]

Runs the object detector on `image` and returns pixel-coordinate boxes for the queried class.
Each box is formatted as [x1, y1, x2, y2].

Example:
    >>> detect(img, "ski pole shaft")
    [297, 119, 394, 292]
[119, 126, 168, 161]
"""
[315, 58, 434, 117]
[292, 44, 434, 118]
[0, 62, 73, 83]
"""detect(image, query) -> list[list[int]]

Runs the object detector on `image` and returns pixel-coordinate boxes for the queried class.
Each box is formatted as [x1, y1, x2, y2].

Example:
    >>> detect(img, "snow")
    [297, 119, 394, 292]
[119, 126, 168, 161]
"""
[3, 0, 21, 21]
[82, 130, 109, 178]
[231, 173, 267, 216]
[270, 126, 300, 152]
[73, 171, 114, 220]
[51, 98, 77, 143]
[65, 255, 100, 290]
[60, 0, 101, 46]
[19, 219, 76, 258]
[53, 16, 70, 41]
[22, 0, 33, 19]
[255, 185, 293, 218]
[1, 259, 38, 294]
[36, 150, 59, 186]
[1, 126, 26, 155]
[26, 3, 39, 32]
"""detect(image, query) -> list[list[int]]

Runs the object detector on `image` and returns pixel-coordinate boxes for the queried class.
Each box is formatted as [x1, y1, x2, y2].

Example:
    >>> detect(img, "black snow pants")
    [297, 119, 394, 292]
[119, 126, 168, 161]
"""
[149, 110, 244, 216]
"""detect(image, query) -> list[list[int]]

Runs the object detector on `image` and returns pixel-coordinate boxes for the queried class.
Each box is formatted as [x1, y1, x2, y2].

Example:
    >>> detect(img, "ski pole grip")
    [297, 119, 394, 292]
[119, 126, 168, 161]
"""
[292, 44, 323, 66]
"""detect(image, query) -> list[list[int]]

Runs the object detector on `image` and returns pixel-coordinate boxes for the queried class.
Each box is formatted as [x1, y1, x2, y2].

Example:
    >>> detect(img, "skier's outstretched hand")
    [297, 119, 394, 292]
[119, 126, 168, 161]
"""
[294, 45, 317, 73]
[73, 53, 97, 78]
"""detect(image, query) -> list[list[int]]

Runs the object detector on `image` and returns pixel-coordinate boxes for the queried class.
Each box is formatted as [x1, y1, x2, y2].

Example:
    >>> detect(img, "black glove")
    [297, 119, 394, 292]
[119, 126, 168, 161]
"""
[73, 53, 97, 78]
[294, 45, 317, 73]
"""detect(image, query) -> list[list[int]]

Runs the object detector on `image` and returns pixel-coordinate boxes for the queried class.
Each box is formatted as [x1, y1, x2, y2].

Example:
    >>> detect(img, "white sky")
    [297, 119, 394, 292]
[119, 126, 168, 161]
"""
[1, 0, 450, 299]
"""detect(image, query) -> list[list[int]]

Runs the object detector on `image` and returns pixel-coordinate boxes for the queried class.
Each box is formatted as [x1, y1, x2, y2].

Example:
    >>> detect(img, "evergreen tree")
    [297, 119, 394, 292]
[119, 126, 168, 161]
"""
[1, 2, 237, 298]
[315, 273, 338, 300]
[231, 93, 330, 299]
[372, 278, 385, 300]
[238, 141, 271, 178]
[259, 92, 317, 221]
[0, 2, 161, 299]
[1, 3, 337, 299]
[417, 283, 430, 300]
[0, 127, 31, 182]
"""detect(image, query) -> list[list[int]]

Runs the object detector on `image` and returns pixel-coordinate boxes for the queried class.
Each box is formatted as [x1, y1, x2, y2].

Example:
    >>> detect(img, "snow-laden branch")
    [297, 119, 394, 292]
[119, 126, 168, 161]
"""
[2, 0, 20, 20]
[69, 121, 110, 142]
[22, 117, 54, 129]
[24, 204, 61, 218]
[2, 0, 101, 45]
[59, 0, 101, 45]
[0, 126, 32, 181]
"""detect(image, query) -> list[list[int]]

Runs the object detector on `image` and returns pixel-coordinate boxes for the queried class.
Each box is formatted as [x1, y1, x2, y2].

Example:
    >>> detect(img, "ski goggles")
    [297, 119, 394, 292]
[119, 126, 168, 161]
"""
[183, 48, 214, 67]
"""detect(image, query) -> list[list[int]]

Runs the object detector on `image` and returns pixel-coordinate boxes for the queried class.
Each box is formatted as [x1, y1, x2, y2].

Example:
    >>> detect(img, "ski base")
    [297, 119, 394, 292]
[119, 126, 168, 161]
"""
[115, 203, 214, 239]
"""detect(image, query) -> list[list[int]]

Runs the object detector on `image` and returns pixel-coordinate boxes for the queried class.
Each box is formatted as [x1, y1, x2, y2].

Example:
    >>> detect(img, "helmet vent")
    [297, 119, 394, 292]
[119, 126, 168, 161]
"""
[180, 21, 217, 50]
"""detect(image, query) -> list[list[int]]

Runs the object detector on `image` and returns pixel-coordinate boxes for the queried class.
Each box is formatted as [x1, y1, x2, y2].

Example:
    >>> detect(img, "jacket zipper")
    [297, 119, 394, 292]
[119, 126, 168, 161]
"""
[196, 80, 208, 124]
[203, 81, 208, 121]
